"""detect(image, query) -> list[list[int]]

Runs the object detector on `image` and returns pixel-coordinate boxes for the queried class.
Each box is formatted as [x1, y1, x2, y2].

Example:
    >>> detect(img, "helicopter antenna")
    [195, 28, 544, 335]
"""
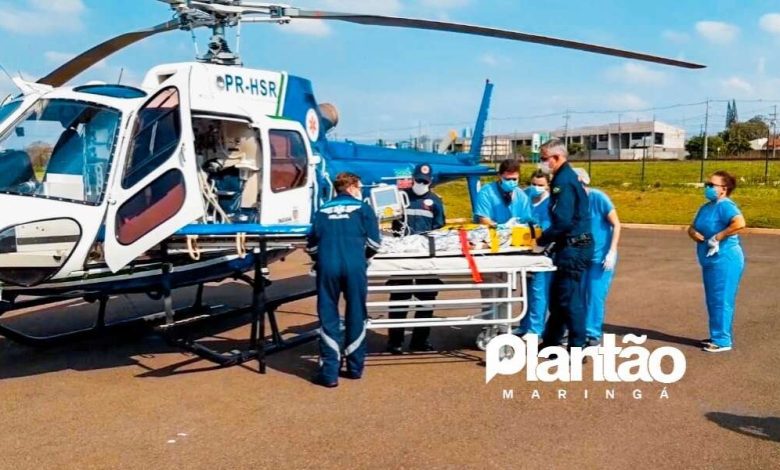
[117, 67, 124, 84]
[235, 15, 242, 58]
[190, 29, 201, 57]
[0, 63, 17, 91]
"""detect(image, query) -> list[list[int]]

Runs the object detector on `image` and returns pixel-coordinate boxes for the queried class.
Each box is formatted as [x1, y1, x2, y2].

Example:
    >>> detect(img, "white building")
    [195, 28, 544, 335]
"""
[469, 120, 687, 161]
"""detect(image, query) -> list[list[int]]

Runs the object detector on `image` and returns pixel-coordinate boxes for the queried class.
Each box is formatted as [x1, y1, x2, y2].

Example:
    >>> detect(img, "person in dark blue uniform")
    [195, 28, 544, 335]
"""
[306, 172, 381, 387]
[536, 139, 593, 349]
[386, 163, 445, 354]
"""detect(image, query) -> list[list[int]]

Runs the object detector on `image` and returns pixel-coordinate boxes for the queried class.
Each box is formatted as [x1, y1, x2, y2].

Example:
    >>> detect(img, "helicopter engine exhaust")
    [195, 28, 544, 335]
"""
[318, 103, 339, 133]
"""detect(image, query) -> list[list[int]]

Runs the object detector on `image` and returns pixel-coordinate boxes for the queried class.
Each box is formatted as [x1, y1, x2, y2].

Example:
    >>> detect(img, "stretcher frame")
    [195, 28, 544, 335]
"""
[364, 257, 556, 333]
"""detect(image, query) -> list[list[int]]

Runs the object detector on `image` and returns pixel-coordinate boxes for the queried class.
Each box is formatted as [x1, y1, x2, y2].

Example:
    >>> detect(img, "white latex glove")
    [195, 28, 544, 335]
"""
[706, 236, 720, 257]
[496, 218, 517, 230]
[532, 244, 547, 254]
[603, 249, 617, 271]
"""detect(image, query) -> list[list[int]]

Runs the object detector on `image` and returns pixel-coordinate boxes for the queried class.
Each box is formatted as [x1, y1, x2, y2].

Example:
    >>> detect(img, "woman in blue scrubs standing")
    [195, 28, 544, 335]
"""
[573, 168, 621, 346]
[515, 170, 553, 338]
[687, 171, 746, 353]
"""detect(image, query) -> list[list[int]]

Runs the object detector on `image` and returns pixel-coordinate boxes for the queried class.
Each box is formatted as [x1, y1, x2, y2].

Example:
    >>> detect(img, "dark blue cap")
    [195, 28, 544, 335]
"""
[412, 163, 433, 183]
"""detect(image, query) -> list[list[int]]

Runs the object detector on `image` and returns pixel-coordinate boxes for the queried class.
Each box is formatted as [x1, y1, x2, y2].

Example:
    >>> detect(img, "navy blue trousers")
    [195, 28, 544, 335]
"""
[542, 241, 593, 348]
[316, 262, 368, 383]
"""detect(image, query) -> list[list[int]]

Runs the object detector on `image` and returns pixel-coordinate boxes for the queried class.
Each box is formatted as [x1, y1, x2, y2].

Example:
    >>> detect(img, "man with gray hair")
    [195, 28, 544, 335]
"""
[536, 139, 593, 350]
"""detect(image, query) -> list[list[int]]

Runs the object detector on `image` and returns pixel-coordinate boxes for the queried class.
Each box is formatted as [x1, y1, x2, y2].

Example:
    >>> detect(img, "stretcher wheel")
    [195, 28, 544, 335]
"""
[476, 326, 498, 351]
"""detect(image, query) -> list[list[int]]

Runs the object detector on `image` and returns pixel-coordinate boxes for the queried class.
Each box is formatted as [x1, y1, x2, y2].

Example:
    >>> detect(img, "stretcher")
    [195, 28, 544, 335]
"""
[364, 247, 556, 349]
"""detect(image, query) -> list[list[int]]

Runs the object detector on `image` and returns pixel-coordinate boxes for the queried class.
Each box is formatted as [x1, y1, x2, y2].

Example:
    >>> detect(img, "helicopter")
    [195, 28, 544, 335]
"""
[0, 0, 703, 346]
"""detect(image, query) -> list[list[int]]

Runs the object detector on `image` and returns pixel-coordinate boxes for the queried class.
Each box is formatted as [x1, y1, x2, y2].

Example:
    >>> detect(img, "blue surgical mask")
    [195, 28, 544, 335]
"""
[500, 179, 518, 192]
[704, 186, 718, 201]
[525, 186, 545, 198]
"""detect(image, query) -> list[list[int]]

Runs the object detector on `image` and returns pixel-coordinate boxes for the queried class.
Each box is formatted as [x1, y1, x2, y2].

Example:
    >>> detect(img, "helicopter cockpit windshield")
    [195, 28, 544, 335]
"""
[0, 99, 121, 204]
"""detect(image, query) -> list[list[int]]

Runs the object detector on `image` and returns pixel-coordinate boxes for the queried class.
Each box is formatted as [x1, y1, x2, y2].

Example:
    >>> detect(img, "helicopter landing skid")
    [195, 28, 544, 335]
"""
[0, 286, 223, 348]
[0, 241, 319, 373]
[154, 241, 319, 373]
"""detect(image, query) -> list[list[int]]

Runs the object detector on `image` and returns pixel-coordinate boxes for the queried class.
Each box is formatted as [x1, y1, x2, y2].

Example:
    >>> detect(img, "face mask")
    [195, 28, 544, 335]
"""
[412, 182, 430, 196]
[500, 178, 518, 193]
[704, 186, 718, 202]
[525, 185, 545, 199]
[539, 161, 552, 175]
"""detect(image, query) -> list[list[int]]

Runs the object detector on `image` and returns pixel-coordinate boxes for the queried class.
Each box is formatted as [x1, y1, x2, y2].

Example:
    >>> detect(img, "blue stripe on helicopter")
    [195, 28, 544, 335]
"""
[175, 224, 311, 236]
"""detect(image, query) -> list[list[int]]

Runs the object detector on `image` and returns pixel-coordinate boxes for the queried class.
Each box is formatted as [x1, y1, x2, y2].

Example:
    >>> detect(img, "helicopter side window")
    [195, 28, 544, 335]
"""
[269, 130, 307, 193]
[123, 87, 181, 189]
[0, 99, 120, 204]
[115, 169, 186, 245]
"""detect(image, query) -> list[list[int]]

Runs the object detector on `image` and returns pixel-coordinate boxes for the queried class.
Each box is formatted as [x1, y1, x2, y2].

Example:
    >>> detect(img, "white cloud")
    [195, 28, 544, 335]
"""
[479, 53, 509, 67]
[277, 19, 331, 37]
[606, 93, 648, 110]
[44, 51, 108, 69]
[421, 0, 470, 9]
[30, 0, 83, 13]
[606, 62, 667, 86]
[721, 76, 753, 94]
[661, 30, 689, 43]
[759, 13, 780, 35]
[0, 0, 85, 34]
[277, 1, 403, 36]
[320, 0, 403, 15]
[695, 21, 739, 44]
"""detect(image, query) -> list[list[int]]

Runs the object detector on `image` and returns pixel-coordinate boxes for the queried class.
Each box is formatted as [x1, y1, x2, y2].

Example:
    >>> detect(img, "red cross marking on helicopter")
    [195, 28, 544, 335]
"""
[308, 114, 318, 136]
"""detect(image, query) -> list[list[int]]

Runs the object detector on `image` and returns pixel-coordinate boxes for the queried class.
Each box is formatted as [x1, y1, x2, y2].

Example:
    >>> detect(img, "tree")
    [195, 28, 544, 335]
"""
[26, 142, 53, 170]
[567, 142, 585, 156]
[721, 115, 769, 144]
[685, 135, 725, 159]
[513, 144, 532, 160]
[726, 136, 752, 155]
[725, 101, 737, 129]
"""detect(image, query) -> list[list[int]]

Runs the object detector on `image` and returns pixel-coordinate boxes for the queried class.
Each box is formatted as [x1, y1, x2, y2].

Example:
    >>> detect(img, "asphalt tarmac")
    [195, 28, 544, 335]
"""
[1, 229, 778, 469]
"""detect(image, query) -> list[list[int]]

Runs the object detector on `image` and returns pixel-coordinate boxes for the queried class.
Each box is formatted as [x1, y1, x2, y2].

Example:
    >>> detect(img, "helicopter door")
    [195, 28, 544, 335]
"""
[104, 84, 203, 272]
[260, 126, 313, 226]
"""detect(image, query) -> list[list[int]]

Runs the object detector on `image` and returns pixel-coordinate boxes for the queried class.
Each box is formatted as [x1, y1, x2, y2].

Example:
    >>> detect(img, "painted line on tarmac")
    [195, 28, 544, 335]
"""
[622, 223, 780, 235]
[446, 219, 780, 236]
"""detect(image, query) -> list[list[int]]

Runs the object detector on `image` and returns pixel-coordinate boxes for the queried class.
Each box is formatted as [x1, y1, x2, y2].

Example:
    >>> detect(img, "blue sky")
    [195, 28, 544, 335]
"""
[1, 0, 780, 142]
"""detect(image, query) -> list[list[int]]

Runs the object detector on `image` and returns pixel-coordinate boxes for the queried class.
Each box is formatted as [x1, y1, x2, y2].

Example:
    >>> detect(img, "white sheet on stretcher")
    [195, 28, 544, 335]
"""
[368, 252, 554, 273]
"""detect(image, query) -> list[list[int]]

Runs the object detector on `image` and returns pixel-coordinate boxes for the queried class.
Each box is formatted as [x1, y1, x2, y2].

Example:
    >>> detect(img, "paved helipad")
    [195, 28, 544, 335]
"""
[1, 229, 778, 469]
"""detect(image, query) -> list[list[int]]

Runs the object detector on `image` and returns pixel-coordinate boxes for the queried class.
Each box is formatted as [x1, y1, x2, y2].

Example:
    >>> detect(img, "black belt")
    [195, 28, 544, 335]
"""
[565, 233, 593, 246]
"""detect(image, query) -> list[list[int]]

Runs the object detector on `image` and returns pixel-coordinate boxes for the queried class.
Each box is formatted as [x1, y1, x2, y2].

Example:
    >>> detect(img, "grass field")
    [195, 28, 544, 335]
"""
[435, 160, 780, 228]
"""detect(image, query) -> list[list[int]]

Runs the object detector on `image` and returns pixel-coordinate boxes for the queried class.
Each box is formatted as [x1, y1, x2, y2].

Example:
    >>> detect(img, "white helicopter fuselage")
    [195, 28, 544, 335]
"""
[0, 62, 317, 292]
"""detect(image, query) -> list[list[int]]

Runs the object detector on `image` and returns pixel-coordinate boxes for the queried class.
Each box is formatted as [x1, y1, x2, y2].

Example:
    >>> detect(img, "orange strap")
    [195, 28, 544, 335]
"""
[459, 229, 483, 283]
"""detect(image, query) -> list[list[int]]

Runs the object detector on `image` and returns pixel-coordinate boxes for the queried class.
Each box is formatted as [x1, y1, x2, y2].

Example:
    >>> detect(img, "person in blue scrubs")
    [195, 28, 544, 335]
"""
[307, 172, 382, 387]
[687, 171, 746, 353]
[473, 159, 533, 345]
[574, 168, 621, 346]
[474, 159, 533, 227]
[515, 170, 552, 338]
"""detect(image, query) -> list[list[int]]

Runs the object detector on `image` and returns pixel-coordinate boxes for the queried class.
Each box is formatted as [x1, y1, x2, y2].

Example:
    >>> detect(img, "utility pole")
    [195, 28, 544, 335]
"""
[651, 113, 656, 160]
[701, 99, 710, 182]
[768, 105, 777, 184]
[563, 110, 570, 147]
[617, 113, 622, 160]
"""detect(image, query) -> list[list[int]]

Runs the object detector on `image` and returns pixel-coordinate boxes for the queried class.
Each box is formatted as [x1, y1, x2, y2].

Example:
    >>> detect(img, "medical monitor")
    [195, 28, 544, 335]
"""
[370, 185, 403, 221]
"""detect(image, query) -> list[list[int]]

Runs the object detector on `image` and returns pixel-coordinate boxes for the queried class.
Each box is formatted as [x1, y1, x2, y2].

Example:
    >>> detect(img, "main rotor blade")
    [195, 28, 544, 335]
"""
[38, 20, 181, 87]
[286, 10, 704, 69]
